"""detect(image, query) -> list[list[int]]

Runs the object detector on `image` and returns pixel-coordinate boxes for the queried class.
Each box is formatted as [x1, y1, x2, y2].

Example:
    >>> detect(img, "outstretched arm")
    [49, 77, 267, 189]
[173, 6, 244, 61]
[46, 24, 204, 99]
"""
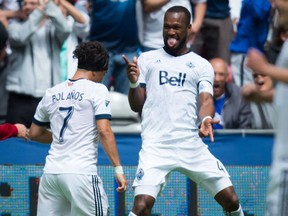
[246, 48, 288, 84]
[0, 123, 28, 141]
[241, 83, 274, 103]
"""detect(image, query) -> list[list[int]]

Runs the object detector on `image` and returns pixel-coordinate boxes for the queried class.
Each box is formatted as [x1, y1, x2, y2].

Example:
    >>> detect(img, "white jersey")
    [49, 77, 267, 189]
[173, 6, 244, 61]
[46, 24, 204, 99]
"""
[138, 48, 214, 143]
[33, 79, 112, 174]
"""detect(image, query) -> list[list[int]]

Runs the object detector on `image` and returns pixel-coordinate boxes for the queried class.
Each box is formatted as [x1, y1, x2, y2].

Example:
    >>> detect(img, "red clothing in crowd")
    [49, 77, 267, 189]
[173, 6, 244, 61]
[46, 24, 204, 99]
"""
[0, 123, 18, 141]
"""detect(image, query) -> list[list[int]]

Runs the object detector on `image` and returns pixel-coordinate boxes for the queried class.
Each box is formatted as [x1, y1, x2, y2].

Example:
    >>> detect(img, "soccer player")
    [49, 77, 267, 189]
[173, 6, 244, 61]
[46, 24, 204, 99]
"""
[246, 1, 288, 214]
[123, 6, 244, 216]
[29, 41, 127, 215]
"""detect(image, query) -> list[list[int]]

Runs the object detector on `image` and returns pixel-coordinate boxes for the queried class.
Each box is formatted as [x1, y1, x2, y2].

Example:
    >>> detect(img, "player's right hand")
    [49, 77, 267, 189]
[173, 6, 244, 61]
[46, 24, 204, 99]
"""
[115, 174, 128, 192]
[122, 54, 139, 84]
[199, 118, 219, 142]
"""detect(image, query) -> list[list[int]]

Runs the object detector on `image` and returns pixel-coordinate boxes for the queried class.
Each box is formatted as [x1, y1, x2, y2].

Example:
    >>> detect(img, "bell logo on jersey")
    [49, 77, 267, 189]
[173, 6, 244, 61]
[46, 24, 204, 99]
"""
[159, 71, 186, 86]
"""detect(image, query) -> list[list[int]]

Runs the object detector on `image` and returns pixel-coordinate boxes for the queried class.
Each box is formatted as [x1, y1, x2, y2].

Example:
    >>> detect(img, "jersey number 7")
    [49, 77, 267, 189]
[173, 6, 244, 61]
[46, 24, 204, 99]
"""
[59, 106, 74, 143]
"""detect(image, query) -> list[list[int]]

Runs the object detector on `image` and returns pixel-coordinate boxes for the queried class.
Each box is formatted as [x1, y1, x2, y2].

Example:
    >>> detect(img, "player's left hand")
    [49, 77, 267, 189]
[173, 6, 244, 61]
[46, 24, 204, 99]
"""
[115, 174, 128, 192]
[199, 118, 219, 142]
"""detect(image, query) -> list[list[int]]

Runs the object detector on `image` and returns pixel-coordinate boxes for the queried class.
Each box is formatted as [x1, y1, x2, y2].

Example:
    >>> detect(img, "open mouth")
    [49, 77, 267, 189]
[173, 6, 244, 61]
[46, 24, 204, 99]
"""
[256, 81, 264, 87]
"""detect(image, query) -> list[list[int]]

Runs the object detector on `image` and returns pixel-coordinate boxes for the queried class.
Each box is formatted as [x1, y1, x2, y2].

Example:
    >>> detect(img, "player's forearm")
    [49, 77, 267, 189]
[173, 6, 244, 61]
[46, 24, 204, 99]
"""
[192, 2, 206, 33]
[59, 0, 86, 24]
[128, 87, 145, 113]
[29, 123, 52, 144]
[263, 64, 288, 85]
[198, 94, 215, 120]
[30, 130, 52, 144]
[141, 0, 170, 13]
[100, 133, 121, 167]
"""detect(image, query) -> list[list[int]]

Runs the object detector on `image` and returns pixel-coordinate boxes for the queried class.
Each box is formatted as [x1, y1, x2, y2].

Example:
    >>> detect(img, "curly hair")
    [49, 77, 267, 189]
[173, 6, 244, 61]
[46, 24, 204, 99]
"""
[73, 41, 109, 72]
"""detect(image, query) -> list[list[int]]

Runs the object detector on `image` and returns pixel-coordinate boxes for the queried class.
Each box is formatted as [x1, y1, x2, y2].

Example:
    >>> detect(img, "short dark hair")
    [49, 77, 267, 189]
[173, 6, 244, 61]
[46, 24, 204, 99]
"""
[73, 41, 109, 72]
[0, 22, 8, 50]
[165, 6, 191, 26]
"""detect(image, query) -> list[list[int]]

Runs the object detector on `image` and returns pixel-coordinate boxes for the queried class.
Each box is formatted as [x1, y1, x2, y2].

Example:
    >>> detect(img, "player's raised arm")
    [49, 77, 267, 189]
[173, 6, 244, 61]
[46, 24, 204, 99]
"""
[122, 54, 146, 113]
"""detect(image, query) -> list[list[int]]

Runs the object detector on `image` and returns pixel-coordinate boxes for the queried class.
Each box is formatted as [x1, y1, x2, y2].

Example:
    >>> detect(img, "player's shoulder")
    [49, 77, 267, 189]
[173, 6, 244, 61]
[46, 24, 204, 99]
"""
[185, 51, 214, 72]
[45, 81, 66, 95]
[187, 51, 210, 65]
[139, 48, 164, 60]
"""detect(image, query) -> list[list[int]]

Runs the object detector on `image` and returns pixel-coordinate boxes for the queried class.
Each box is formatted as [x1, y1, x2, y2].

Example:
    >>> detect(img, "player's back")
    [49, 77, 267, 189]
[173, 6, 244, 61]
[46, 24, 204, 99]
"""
[38, 79, 111, 174]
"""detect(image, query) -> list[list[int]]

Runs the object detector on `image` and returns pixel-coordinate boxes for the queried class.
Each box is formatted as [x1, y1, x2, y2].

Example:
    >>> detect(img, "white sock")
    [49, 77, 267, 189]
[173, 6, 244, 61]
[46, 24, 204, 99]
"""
[128, 212, 137, 216]
[225, 205, 244, 216]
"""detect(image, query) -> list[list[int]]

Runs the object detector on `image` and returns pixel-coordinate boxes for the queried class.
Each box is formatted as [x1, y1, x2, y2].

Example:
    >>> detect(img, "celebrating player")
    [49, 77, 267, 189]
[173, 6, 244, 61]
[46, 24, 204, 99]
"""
[123, 6, 244, 216]
[29, 41, 127, 215]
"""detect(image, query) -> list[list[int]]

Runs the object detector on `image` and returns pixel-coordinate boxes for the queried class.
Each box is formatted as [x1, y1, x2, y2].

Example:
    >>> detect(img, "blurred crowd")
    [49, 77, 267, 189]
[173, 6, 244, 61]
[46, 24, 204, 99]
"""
[0, 0, 287, 132]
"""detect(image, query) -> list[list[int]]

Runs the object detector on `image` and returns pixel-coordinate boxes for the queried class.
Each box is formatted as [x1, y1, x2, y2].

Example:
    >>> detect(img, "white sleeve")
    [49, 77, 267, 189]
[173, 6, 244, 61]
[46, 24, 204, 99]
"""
[198, 62, 214, 95]
[137, 53, 147, 85]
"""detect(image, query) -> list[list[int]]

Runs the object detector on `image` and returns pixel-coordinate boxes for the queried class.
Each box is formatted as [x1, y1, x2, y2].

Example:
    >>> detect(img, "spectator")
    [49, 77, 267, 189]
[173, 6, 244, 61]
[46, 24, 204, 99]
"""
[58, 0, 90, 81]
[229, 0, 271, 87]
[137, 0, 207, 52]
[0, 123, 29, 141]
[210, 57, 252, 129]
[4, 0, 71, 128]
[0, 0, 26, 27]
[29, 41, 127, 215]
[229, 0, 242, 33]
[0, 21, 8, 123]
[191, 0, 234, 64]
[264, 23, 288, 64]
[89, 0, 139, 95]
[241, 73, 276, 129]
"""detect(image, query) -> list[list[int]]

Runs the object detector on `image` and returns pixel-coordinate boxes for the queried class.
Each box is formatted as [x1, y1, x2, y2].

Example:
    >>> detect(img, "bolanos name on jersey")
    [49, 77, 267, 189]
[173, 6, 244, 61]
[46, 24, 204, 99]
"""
[52, 90, 84, 103]
[159, 71, 186, 86]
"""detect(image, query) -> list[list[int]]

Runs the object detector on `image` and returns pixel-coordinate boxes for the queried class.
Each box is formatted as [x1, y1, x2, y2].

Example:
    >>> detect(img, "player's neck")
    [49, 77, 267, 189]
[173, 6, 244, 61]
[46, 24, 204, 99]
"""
[72, 69, 93, 81]
[164, 46, 190, 57]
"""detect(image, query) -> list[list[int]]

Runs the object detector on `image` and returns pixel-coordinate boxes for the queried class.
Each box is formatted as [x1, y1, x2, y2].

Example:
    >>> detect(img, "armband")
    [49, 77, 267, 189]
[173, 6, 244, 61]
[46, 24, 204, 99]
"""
[114, 166, 124, 175]
[201, 116, 212, 124]
[129, 81, 140, 88]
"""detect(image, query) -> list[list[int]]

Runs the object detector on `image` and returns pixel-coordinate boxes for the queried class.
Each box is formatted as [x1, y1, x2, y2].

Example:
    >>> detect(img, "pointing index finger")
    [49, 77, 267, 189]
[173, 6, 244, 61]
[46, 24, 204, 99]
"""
[122, 54, 130, 65]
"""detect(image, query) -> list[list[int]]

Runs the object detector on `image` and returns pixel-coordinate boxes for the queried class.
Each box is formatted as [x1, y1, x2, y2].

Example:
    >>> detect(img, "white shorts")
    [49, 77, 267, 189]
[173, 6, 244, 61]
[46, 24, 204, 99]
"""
[37, 173, 109, 216]
[265, 163, 288, 216]
[132, 137, 231, 199]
